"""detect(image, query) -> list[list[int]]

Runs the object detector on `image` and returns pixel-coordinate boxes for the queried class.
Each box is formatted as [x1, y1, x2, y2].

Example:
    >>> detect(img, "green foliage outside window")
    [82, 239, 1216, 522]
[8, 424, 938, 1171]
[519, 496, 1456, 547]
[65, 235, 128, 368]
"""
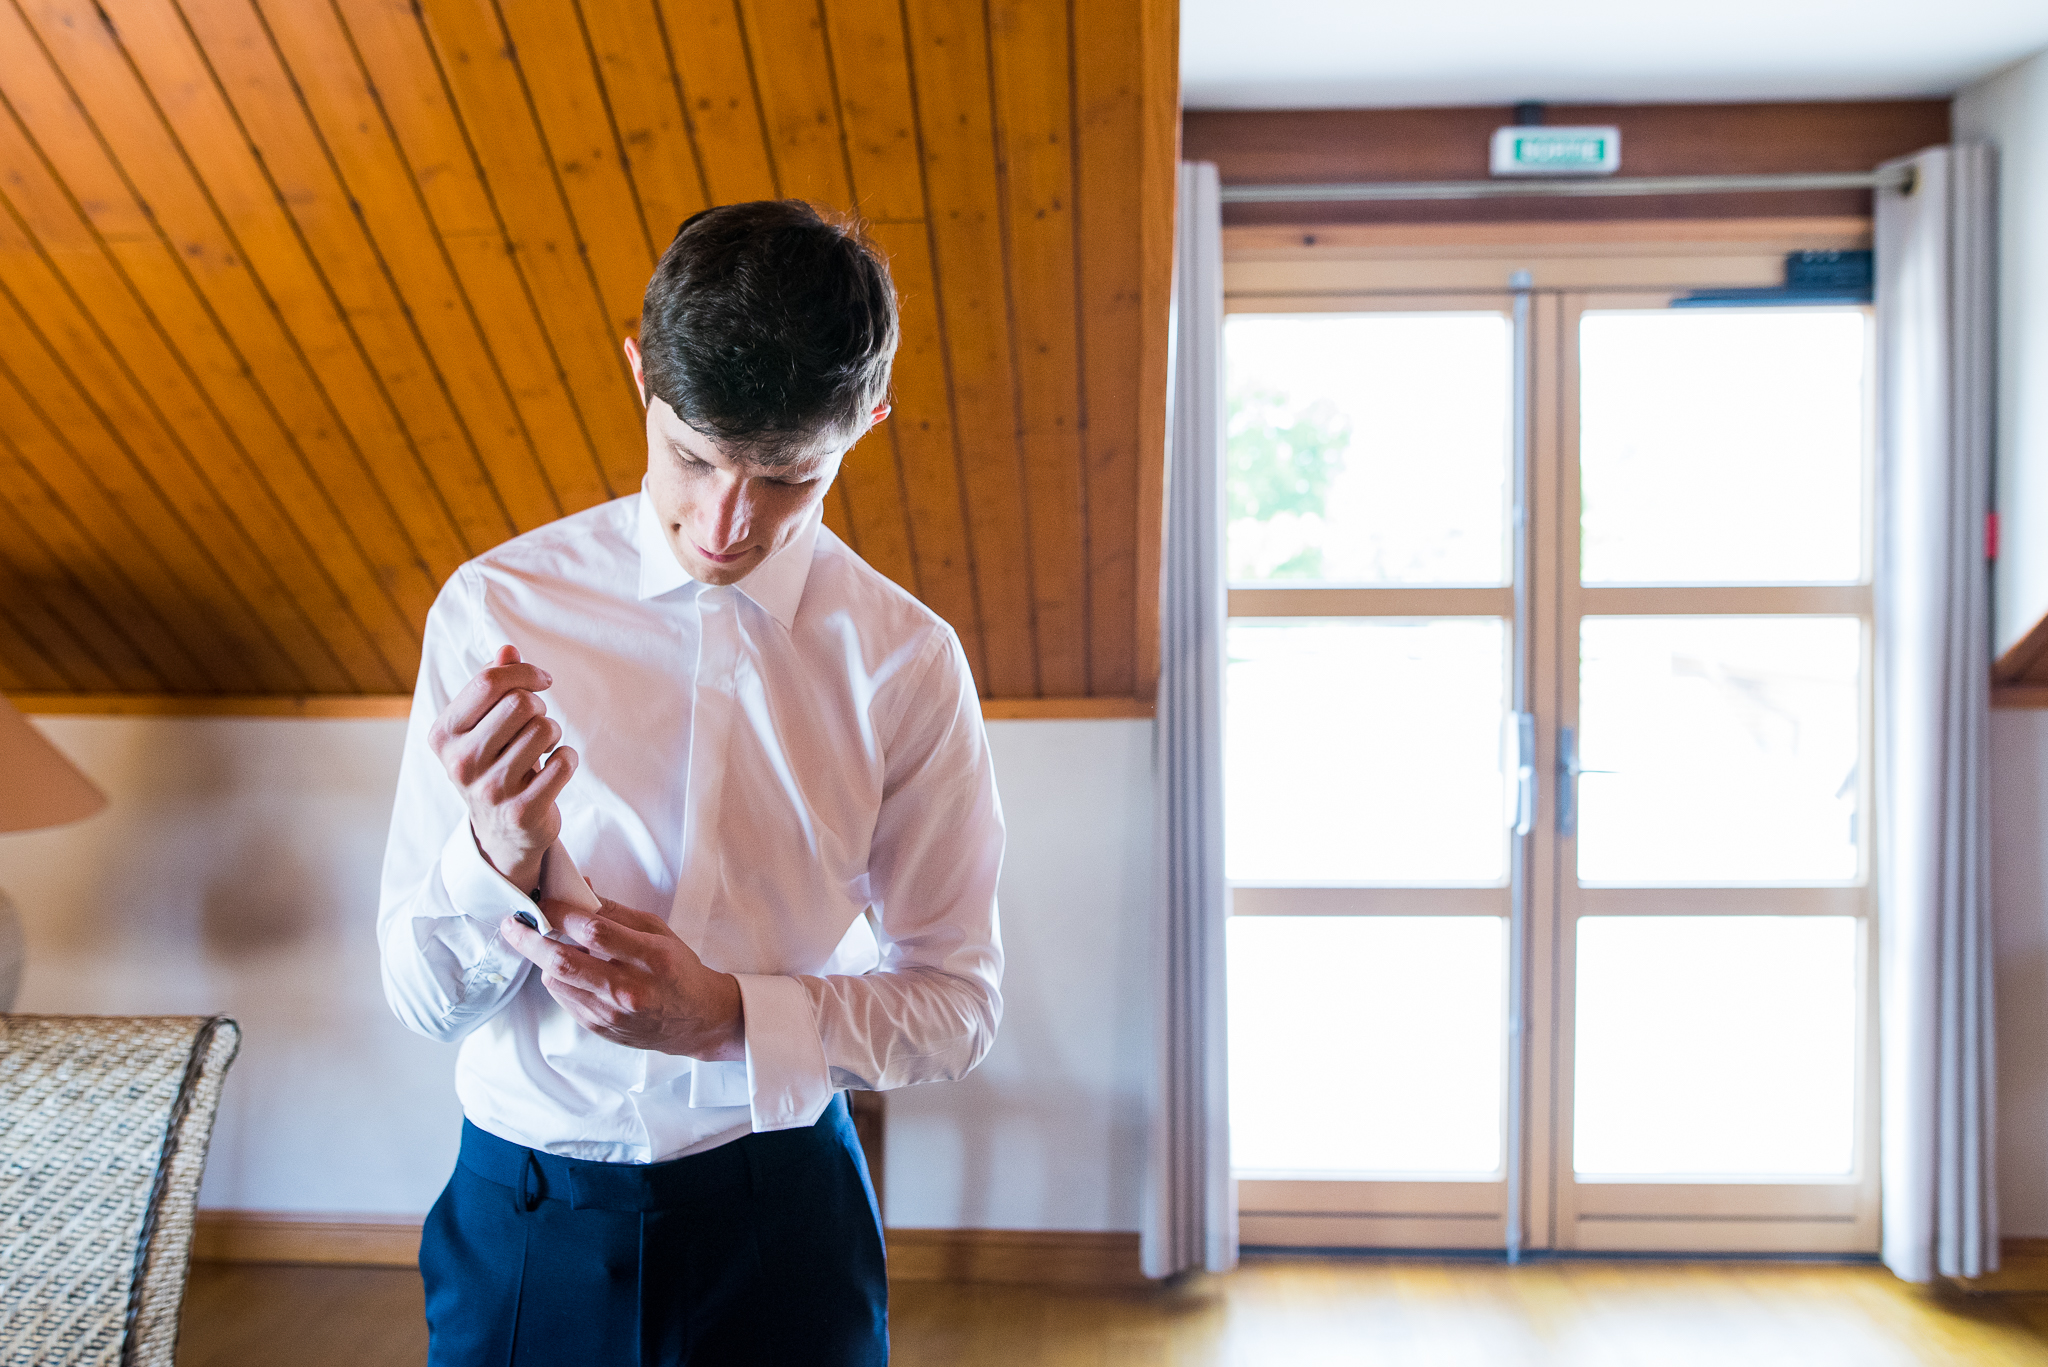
[1226, 384, 1351, 580]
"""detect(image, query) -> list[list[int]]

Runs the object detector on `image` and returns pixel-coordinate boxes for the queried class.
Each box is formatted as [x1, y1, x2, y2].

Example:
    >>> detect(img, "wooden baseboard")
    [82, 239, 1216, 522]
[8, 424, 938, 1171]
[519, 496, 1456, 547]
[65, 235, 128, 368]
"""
[192, 1211, 422, 1268]
[884, 1229, 1147, 1288]
[1992, 685, 2048, 710]
[1954, 1237, 2048, 1294]
[192, 1212, 1146, 1288]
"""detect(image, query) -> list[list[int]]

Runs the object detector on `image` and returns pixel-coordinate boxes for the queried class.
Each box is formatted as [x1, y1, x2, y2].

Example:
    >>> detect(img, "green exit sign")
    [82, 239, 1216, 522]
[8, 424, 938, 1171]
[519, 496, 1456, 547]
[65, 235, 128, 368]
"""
[1490, 126, 1622, 177]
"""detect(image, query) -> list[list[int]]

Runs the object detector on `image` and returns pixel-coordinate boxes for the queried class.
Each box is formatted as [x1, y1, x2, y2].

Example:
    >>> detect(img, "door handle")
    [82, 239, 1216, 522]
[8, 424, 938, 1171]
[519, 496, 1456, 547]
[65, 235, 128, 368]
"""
[1556, 726, 1617, 839]
[1512, 712, 1536, 836]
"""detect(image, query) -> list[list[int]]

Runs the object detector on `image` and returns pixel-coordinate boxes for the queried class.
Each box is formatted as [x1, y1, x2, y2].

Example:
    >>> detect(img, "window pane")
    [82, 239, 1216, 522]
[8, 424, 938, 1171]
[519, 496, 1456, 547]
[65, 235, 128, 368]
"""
[1230, 916, 1503, 1176]
[1227, 619, 1508, 885]
[1580, 309, 1868, 585]
[1574, 916, 1859, 1178]
[1577, 617, 1861, 885]
[1225, 314, 1510, 586]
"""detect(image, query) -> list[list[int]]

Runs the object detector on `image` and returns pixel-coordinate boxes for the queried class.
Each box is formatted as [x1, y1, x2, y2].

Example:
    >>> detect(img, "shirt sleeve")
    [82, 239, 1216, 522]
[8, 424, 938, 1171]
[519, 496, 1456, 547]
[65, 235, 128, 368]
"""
[757, 625, 1005, 1111]
[377, 565, 543, 1043]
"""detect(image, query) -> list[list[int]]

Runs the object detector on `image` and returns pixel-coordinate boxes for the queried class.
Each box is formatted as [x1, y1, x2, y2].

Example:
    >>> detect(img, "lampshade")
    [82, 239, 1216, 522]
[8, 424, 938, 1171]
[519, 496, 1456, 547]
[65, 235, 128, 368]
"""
[0, 694, 106, 833]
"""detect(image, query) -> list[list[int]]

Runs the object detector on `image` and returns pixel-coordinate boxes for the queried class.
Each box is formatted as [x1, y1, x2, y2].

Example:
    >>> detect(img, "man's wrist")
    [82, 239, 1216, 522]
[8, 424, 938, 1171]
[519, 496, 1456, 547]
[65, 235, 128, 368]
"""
[471, 825, 545, 899]
[669, 971, 745, 1062]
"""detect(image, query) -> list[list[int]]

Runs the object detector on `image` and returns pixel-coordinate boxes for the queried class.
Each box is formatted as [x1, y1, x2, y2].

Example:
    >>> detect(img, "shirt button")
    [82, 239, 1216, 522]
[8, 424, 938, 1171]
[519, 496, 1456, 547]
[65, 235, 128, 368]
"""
[486, 973, 506, 985]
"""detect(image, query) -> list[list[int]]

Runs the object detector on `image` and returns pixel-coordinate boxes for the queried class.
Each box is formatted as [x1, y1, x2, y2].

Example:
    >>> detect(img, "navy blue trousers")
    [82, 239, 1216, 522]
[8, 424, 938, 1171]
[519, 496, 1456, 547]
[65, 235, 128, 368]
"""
[420, 1097, 888, 1366]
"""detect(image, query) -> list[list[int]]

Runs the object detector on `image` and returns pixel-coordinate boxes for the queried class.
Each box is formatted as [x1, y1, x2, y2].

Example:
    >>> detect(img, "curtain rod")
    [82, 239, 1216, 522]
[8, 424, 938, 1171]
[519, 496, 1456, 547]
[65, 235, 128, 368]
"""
[1217, 168, 1911, 204]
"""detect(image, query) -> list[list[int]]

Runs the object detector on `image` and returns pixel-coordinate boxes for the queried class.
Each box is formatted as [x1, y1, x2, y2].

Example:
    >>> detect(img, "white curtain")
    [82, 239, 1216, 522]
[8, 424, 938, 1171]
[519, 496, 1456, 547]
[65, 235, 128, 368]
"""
[1875, 143, 1998, 1283]
[1145, 161, 1235, 1279]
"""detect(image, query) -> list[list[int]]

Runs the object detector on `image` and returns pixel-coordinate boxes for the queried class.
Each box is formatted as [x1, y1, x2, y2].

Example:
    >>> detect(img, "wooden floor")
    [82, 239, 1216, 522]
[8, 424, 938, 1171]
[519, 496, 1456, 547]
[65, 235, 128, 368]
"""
[177, 1255, 2048, 1366]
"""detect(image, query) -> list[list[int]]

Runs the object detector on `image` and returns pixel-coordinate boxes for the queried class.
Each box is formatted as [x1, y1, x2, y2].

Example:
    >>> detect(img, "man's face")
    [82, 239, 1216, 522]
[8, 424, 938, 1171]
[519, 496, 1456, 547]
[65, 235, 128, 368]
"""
[626, 338, 857, 587]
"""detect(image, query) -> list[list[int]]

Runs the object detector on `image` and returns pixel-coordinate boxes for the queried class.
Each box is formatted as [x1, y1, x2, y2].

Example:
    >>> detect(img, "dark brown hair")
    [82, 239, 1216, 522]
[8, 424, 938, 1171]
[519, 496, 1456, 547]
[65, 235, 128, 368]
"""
[637, 200, 899, 465]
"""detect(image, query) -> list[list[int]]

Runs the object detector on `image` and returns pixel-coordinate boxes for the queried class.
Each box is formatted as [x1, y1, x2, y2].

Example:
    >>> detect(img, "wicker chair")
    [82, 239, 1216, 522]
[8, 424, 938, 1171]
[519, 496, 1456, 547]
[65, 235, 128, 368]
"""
[0, 1015, 242, 1367]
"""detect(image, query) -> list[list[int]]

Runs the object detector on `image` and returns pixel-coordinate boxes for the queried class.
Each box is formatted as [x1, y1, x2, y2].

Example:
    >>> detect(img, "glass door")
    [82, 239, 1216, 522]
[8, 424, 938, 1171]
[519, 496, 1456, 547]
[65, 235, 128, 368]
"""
[1222, 239, 1881, 1255]
[1223, 300, 1521, 1248]
[1550, 295, 1878, 1252]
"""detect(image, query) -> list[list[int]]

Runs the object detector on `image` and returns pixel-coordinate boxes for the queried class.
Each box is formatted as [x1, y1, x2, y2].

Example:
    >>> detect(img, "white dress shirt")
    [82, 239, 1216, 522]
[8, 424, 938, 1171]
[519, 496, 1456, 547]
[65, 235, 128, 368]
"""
[378, 488, 1005, 1163]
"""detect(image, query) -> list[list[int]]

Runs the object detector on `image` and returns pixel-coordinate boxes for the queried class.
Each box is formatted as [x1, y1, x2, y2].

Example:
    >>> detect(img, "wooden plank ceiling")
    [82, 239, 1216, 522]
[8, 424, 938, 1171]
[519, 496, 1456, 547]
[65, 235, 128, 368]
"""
[0, 0, 1177, 706]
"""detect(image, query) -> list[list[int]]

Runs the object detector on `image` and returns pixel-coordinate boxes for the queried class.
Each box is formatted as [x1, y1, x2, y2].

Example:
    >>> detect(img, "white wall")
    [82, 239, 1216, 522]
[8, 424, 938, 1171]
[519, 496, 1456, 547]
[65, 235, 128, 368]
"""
[0, 714, 1155, 1229]
[1991, 710, 2048, 1236]
[882, 720, 1155, 1230]
[4, 717, 454, 1214]
[1956, 49, 2048, 658]
[1959, 47, 2048, 1237]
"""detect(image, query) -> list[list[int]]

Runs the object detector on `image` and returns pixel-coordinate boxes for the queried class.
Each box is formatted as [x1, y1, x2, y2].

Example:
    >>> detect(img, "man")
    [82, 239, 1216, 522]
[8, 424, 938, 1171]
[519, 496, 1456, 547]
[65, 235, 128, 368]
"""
[378, 200, 1004, 1366]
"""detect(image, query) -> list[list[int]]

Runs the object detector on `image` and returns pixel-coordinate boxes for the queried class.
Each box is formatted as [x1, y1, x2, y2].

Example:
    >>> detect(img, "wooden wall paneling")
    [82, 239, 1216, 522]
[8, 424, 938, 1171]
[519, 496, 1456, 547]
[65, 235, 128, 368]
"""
[575, 0, 713, 249]
[1071, 0, 1144, 698]
[0, 233, 216, 694]
[88, 0, 474, 594]
[0, 495, 137, 692]
[0, 543, 104, 692]
[0, 197, 350, 694]
[1184, 101, 1953, 227]
[0, 50, 323, 696]
[0, 0, 1171, 706]
[0, 447, 176, 691]
[490, 0, 661, 329]
[1132, 0, 1176, 701]
[1993, 610, 2048, 689]
[0, 330, 234, 692]
[0, 585, 69, 692]
[255, 0, 562, 536]
[818, 0, 925, 222]
[899, 0, 1037, 698]
[652, 0, 779, 205]
[329, 0, 616, 516]
[442, 0, 650, 500]
[816, 0, 927, 597]
[821, 480, 859, 555]
[159, 0, 519, 560]
[722, 0, 876, 555]
[0, 431, 187, 690]
[734, 0, 854, 207]
[7, 284, 389, 700]
[828, 421, 919, 597]
[863, 220, 981, 669]
[986, 0, 1088, 698]
[16, 0, 430, 688]
[833, 422, 921, 596]
[166, 0, 520, 561]
[412, 0, 644, 500]
[73, 248, 401, 691]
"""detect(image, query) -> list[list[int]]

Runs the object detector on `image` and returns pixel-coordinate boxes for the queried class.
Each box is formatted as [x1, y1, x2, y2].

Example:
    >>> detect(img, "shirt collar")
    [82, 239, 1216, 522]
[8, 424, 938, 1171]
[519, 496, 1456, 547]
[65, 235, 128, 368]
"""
[634, 483, 819, 629]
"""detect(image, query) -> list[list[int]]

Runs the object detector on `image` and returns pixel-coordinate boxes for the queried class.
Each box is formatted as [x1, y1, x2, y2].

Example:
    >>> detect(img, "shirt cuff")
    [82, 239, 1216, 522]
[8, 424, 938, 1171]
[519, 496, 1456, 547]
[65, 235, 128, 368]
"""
[439, 823, 543, 927]
[734, 974, 833, 1133]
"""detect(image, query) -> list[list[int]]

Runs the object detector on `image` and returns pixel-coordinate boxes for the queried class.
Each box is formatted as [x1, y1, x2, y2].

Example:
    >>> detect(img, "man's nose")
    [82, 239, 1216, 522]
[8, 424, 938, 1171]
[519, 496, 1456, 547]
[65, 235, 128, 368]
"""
[702, 477, 751, 550]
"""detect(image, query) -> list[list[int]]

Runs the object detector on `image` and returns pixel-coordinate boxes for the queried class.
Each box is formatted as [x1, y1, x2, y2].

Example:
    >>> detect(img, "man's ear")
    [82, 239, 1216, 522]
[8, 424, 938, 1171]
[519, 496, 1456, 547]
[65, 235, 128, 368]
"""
[622, 336, 648, 409]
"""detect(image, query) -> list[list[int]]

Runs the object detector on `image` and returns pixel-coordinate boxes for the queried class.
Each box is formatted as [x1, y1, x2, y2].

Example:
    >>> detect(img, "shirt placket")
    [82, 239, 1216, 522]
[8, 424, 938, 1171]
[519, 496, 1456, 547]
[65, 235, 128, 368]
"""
[672, 584, 741, 944]
[635, 583, 745, 1123]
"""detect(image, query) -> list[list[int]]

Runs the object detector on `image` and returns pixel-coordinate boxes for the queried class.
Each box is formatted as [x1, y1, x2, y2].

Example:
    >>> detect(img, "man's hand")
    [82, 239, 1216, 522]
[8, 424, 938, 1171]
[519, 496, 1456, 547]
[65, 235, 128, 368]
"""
[500, 897, 745, 1061]
[428, 643, 577, 895]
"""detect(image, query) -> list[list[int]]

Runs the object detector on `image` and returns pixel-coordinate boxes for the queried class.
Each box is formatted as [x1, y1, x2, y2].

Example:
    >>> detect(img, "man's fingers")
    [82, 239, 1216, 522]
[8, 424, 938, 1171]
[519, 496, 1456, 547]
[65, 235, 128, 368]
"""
[513, 746, 576, 820]
[500, 916, 611, 994]
[488, 715, 564, 796]
[552, 908, 631, 962]
[448, 689, 548, 784]
[549, 904, 670, 966]
[439, 657, 554, 742]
